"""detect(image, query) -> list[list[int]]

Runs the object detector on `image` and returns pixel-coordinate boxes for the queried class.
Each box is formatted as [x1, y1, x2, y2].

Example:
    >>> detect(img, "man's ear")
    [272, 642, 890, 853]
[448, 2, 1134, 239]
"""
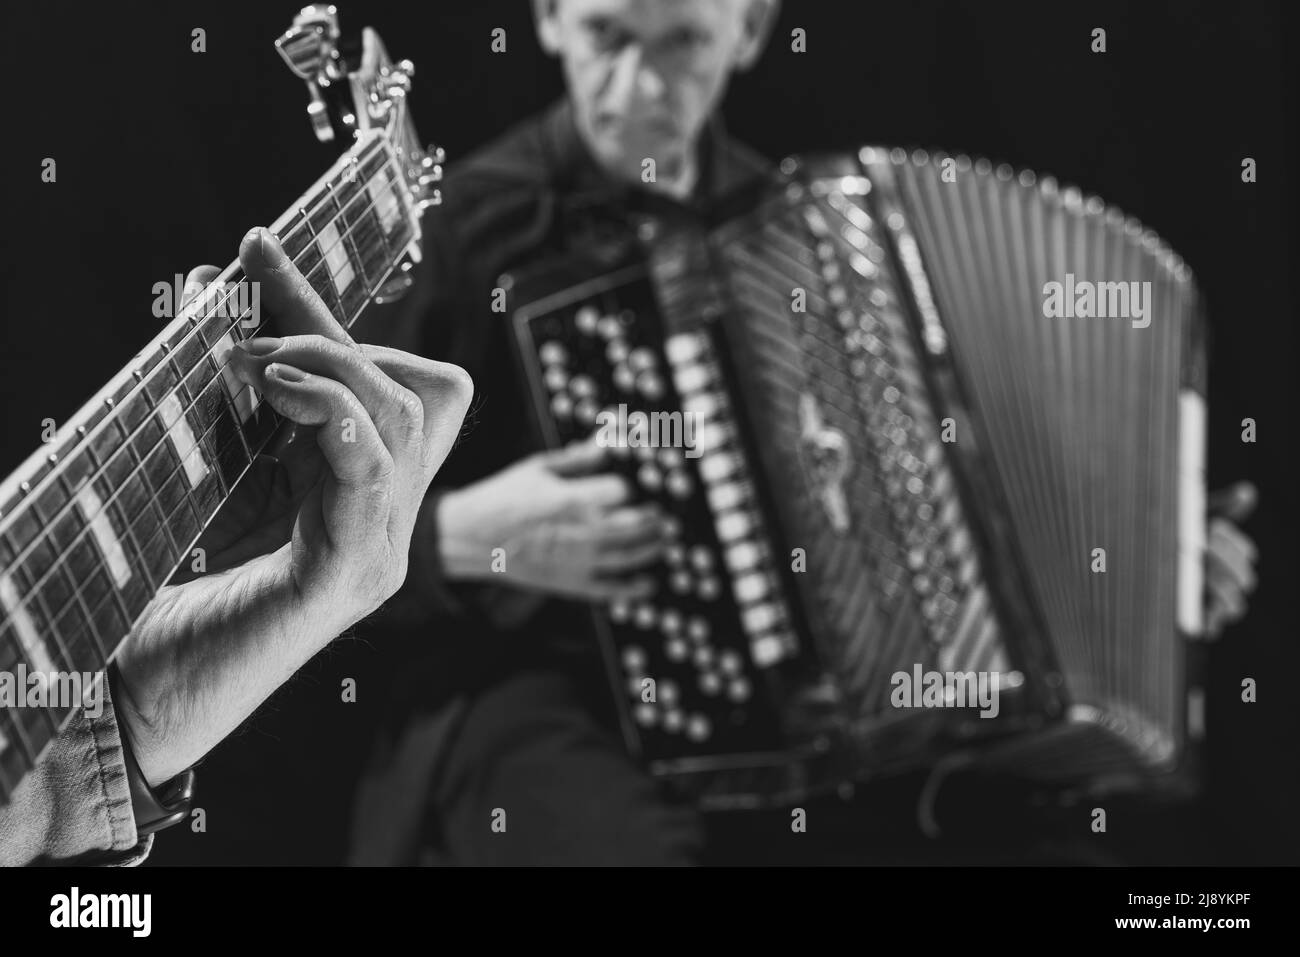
[533, 0, 563, 55]
[733, 0, 780, 71]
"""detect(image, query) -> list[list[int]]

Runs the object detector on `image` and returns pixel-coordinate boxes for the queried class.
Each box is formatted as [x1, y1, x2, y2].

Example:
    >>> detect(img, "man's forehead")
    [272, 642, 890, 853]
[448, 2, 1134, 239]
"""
[557, 0, 744, 29]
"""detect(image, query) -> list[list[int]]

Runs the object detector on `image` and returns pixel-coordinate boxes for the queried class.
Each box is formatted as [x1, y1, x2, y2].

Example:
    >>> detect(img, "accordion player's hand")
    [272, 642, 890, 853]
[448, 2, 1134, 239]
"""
[435, 439, 670, 602]
[1204, 481, 1259, 638]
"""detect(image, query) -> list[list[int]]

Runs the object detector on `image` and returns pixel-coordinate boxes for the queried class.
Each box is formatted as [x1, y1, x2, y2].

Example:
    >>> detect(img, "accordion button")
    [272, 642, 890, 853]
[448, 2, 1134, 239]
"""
[544, 367, 568, 392]
[629, 348, 656, 372]
[693, 646, 713, 669]
[725, 542, 761, 572]
[666, 544, 686, 566]
[575, 306, 600, 334]
[609, 599, 631, 623]
[662, 516, 682, 539]
[665, 333, 704, 363]
[659, 680, 680, 706]
[686, 714, 713, 742]
[550, 394, 573, 419]
[569, 375, 597, 399]
[635, 442, 657, 462]
[637, 463, 662, 491]
[635, 703, 657, 727]
[671, 570, 693, 594]
[621, 645, 646, 671]
[658, 448, 680, 469]
[682, 391, 720, 419]
[708, 483, 744, 512]
[695, 424, 728, 454]
[667, 470, 694, 498]
[661, 609, 683, 634]
[598, 315, 623, 340]
[606, 340, 630, 364]
[634, 604, 656, 629]
[716, 511, 753, 541]
[728, 677, 752, 703]
[575, 399, 598, 425]
[734, 573, 769, 603]
[698, 673, 722, 697]
[718, 650, 742, 676]
[666, 637, 689, 662]
[742, 604, 779, 633]
[699, 455, 734, 483]
[636, 372, 665, 400]
[613, 365, 636, 392]
[697, 577, 721, 602]
[663, 709, 685, 734]
[687, 616, 711, 642]
[539, 341, 567, 366]
[689, 546, 714, 572]
[751, 634, 785, 667]
[673, 364, 710, 394]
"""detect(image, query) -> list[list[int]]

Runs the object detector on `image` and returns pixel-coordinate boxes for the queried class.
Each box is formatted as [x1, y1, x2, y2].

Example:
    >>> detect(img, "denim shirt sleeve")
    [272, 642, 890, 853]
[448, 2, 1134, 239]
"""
[0, 678, 152, 866]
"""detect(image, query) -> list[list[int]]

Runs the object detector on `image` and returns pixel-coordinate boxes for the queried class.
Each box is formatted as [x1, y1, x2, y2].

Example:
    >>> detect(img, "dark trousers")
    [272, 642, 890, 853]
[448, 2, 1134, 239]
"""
[350, 665, 1168, 866]
[352, 668, 704, 866]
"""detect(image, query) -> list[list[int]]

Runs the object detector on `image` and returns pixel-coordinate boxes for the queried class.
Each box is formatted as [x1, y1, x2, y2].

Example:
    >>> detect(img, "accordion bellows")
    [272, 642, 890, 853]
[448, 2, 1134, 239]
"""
[509, 146, 1206, 807]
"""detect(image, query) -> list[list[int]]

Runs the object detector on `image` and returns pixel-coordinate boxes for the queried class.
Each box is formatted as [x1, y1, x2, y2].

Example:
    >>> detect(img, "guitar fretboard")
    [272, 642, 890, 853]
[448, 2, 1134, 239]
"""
[0, 130, 420, 802]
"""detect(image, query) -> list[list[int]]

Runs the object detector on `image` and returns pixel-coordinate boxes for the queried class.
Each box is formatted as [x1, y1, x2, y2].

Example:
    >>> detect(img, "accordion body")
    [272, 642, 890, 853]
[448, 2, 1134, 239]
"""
[508, 148, 1207, 808]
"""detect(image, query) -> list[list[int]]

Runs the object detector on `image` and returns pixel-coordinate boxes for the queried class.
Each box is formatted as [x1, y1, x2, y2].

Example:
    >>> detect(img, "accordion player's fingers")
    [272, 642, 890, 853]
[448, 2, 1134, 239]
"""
[594, 505, 666, 546]
[1207, 519, 1259, 591]
[542, 437, 611, 477]
[594, 536, 666, 574]
[583, 573, 657, 603]
[1205, 573, 1247, 635]
[572, 473, 635, 509]
[1208, 481, 1259, 524]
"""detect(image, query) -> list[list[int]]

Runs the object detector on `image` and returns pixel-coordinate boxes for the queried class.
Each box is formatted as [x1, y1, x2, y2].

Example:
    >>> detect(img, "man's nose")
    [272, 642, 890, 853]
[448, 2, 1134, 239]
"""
[609, 43, 669, 107]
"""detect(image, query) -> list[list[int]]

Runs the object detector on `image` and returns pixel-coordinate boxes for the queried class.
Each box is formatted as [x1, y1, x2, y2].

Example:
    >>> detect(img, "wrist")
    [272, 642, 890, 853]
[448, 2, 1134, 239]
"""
[435, 489, 492, 582]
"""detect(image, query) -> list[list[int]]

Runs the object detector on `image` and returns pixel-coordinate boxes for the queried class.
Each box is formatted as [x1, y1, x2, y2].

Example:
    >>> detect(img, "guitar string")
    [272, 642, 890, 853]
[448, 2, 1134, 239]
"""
[0, 176, 415, 649]
[0, 138, 392, 548]
[0, 143, 400, 553]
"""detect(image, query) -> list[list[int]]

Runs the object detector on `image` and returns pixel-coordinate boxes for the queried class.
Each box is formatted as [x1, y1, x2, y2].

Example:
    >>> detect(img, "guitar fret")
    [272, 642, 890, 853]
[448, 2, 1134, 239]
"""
[84, 427, 180, 586]
[1, 130, 421, 806]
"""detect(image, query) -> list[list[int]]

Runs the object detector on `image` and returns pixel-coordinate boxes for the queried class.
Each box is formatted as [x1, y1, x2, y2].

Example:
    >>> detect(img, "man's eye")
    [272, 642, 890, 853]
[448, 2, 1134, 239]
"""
[587, 20, 627, 51]
[667, 27, 707, 50]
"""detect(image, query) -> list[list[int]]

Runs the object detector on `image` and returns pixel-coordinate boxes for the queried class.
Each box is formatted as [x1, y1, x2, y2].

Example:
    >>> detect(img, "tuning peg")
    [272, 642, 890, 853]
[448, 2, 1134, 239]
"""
[275, 5, 344, 143]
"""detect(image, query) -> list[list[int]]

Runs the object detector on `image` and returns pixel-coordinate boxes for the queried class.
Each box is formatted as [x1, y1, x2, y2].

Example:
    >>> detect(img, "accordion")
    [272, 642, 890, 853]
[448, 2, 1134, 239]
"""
[507, 147, 1207, 809]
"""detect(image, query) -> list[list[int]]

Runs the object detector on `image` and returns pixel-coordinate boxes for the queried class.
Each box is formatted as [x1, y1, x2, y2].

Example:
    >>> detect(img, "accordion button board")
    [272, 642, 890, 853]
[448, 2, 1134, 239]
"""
[508, 147, 1206, 807]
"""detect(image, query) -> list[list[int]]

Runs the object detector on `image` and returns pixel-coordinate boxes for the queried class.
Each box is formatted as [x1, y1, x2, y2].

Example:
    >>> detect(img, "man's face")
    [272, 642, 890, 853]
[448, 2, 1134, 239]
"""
[537, 0, 762, 187]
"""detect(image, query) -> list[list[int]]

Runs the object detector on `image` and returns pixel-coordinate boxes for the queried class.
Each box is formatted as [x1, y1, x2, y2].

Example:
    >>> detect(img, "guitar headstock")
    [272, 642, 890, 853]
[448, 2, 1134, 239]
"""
[276, 5, 444, 211]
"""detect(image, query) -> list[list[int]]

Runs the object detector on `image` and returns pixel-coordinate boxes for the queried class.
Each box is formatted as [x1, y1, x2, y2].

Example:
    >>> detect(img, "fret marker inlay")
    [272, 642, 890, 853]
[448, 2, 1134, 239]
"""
[370, 179, 401, 233]
[75, 486, 133, 589]
[316, 223, 355, 293]
[0, 573, 55, 674]
[214, 333, 261, 422]
[158, 393, 210, 488]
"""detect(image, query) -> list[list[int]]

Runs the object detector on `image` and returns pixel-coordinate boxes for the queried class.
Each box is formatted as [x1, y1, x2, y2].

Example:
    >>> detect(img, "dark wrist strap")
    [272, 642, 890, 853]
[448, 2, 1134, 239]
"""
[108, 665, 197, 836]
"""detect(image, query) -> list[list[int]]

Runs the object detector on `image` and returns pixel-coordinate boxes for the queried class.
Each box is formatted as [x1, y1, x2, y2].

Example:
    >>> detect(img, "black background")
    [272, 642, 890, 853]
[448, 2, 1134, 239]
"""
[2, 0, 1296, 865]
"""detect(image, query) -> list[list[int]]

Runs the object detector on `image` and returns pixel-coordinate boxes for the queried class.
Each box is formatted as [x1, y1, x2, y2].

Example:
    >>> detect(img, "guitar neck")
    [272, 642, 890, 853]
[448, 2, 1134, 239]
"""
[0, 129, 421, 802]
